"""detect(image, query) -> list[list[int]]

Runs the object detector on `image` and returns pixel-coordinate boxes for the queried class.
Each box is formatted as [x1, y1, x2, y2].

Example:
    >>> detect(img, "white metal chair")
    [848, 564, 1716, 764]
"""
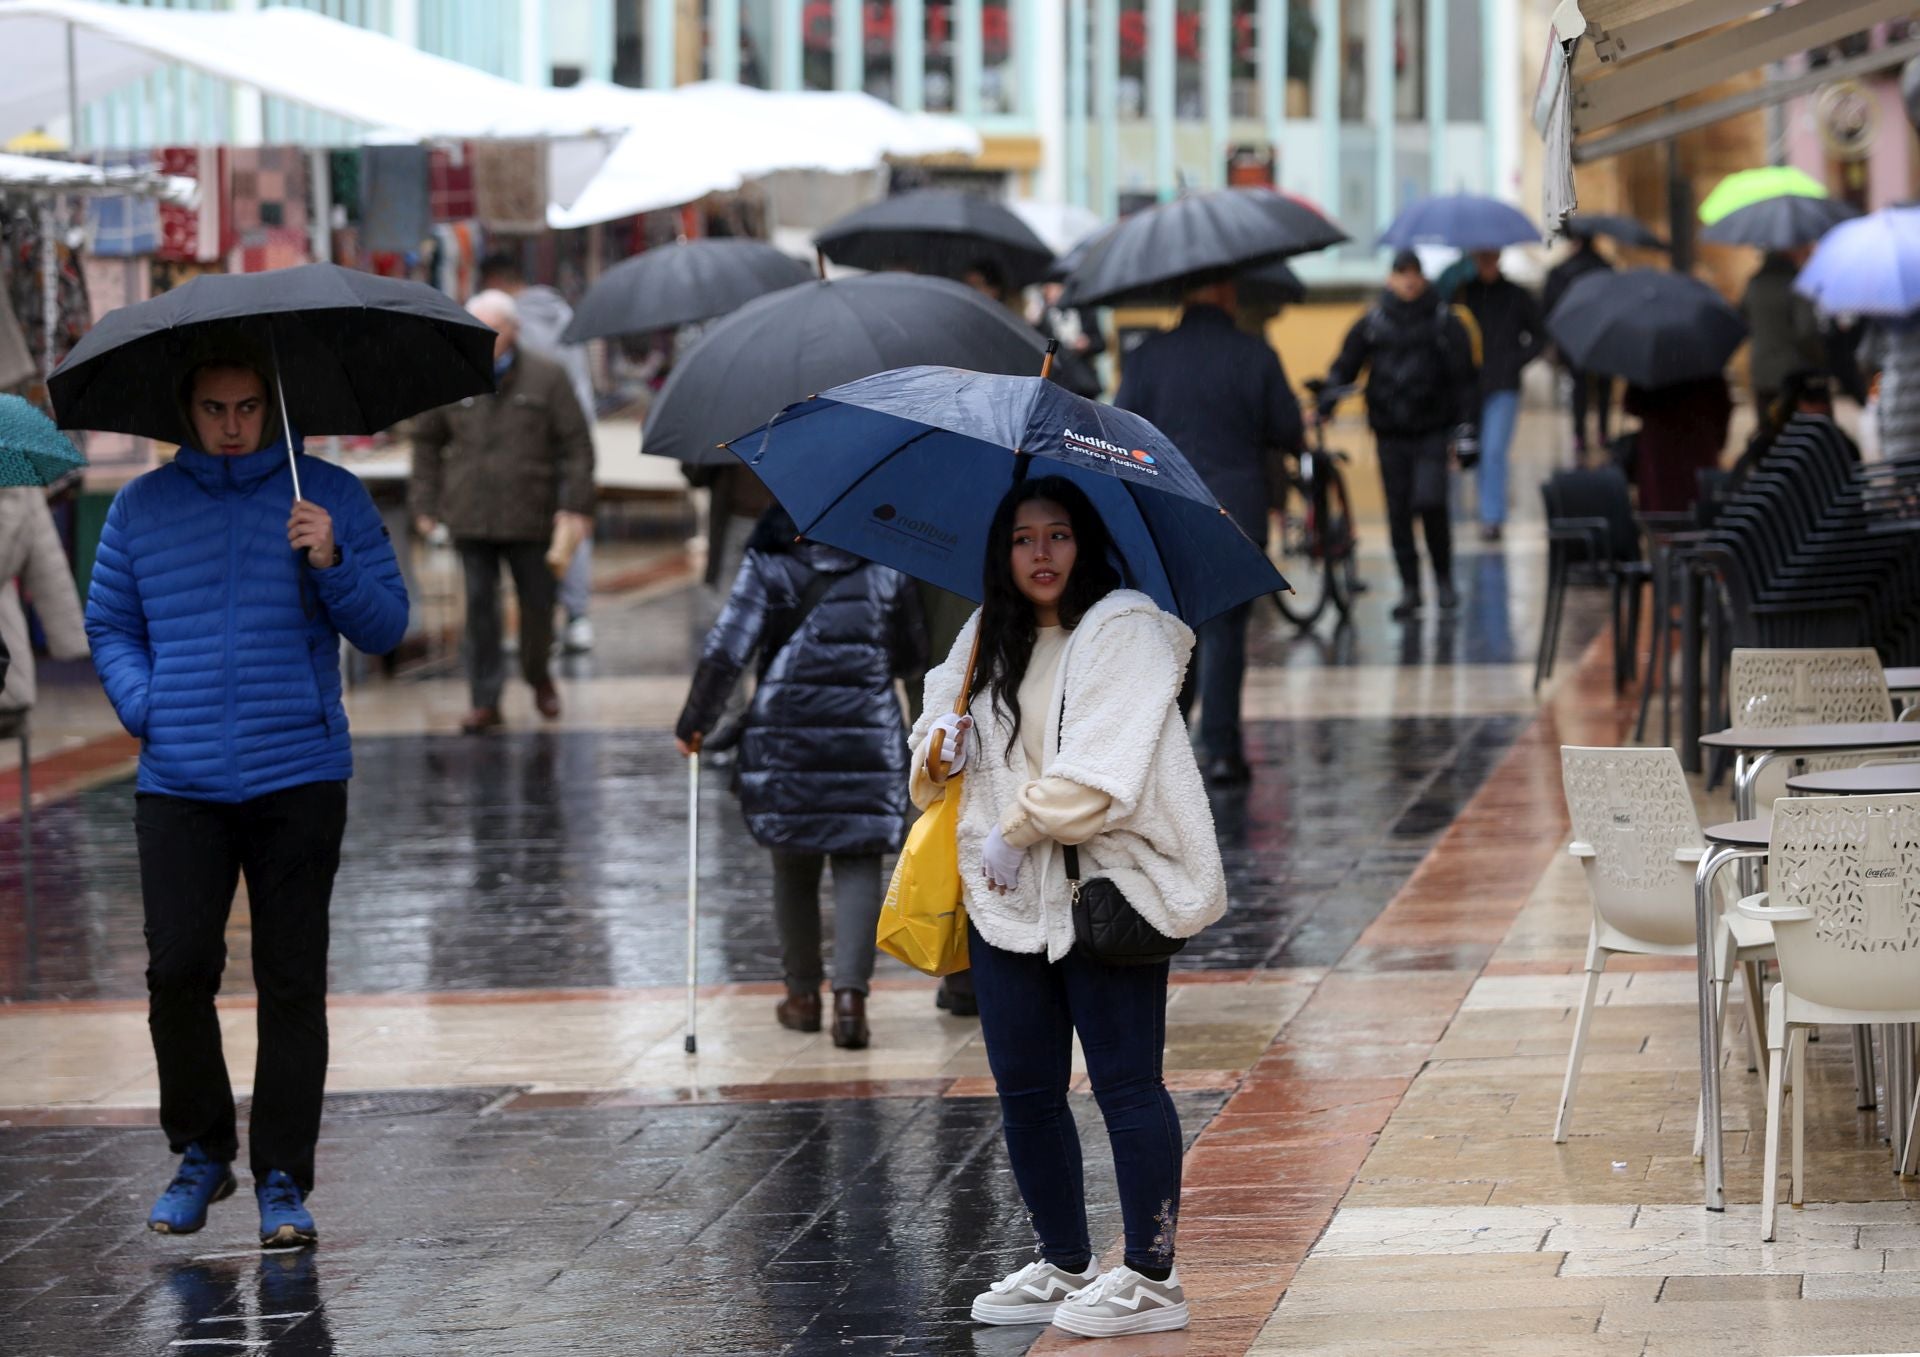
[1556, 746, 1768, 1142]
[1737, 793, 1920, 1241]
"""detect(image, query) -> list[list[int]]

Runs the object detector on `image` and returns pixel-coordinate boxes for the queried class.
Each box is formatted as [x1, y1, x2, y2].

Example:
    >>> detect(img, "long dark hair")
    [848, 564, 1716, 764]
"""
[969, 475, 1122, 751]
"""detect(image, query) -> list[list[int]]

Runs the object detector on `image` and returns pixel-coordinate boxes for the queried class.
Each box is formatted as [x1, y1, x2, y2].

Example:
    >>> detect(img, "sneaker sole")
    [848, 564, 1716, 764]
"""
[148, 1174, 236, 1235]
[259, 1224, 318, 1249]
[971, 1298, 1064, 1326]
[1051, 1300, 1190, 1337]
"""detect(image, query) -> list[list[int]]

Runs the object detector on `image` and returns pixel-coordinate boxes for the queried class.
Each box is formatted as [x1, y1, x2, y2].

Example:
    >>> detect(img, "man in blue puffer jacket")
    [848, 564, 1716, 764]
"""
[86, 356, 408, 1249]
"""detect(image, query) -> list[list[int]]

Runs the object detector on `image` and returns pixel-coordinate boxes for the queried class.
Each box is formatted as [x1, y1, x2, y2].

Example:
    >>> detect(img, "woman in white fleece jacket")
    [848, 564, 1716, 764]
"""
[911, 475, 1225, 1340]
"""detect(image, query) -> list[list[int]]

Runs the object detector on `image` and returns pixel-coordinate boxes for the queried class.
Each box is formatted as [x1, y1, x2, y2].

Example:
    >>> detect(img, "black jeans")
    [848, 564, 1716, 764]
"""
[967, 924, 1183, 1273]
[1178, 601, 1251, 766]
[136, 781, 348, 1194]
[1570, 368, 1612, 449]
[457, 539, 555, 711]
[1376, 433, 1453, 597]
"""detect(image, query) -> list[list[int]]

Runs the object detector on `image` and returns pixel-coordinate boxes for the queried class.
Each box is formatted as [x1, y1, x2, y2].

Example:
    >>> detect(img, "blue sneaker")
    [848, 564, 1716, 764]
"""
[148, 1144, 236, 1234]
[255, 1170, 317, 1248]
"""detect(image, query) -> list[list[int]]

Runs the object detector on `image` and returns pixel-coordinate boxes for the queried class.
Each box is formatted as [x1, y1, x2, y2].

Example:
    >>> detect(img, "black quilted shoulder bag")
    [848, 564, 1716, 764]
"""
[1064, 843, 1185, 966]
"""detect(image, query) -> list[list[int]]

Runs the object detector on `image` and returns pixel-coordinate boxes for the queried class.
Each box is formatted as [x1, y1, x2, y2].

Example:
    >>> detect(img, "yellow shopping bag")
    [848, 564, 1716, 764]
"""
[876, 776, 970, 976]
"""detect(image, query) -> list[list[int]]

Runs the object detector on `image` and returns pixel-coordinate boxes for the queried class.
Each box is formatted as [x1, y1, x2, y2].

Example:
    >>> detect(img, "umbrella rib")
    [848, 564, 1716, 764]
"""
[792, 425, 946, 539]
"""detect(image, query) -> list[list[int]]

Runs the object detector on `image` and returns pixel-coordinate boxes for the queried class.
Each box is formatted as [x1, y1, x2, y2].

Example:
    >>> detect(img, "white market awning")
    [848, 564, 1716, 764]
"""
[0, 149, 195, 201]
[1534, 0, 1920, 222]
[545, 82, 981, 230]
[0, 0, 623, 144]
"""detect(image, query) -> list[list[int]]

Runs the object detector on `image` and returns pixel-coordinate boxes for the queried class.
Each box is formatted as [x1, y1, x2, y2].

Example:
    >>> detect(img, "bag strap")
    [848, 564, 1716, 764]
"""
[1057, 681, 1082, 887]
[763, 567, 837, 667]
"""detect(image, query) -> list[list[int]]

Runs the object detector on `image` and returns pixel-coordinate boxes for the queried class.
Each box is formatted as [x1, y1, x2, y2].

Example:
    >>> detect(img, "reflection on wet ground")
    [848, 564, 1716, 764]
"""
[0, 1090, 1224, 1357]
[2, 713, 1523, 1002]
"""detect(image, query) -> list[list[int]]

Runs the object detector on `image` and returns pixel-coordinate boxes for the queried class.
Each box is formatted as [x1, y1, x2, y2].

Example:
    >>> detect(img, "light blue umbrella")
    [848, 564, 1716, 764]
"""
[0, 395, 86, 488]
[1378, 194, 1540, 252]
[1794, 206, 1920, 317]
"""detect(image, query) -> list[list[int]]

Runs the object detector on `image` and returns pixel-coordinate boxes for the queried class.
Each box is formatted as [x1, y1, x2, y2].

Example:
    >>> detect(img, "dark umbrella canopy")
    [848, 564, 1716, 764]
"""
[1241, 256, 1306, 305]
[1564, 213, 1667, 249]
[1059, 189, 1345, 307]
[815, 189, 1057, 288]
[725, 365, 1285, 626]
[50, 264, 496, 446]
[1699, 195, 1857, 249]
[1546, 267, 1747, 389]
[1378, 194, 1539, 251]
[642, 274, 1049, 467]
[561, 239, 813, 343]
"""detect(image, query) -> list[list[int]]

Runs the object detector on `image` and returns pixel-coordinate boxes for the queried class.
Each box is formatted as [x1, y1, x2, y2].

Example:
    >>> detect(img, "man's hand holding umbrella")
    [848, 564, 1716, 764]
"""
[288, 500, 335, 570]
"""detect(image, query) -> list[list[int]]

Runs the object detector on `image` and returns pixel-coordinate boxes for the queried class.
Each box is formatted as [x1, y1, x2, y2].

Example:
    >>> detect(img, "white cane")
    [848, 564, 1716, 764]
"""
[685, 735, 702, 1055]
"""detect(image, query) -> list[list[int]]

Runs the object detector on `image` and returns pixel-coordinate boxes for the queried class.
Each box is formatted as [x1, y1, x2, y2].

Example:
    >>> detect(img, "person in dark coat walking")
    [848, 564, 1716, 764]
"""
[1115, 277, 1302, 786]
[409, 290, 596, 734]
[1742, 247, 1824, 420]
[675, 507, 928, 1050]
[1625, 375, 1733, 514]
[1544, 232, 1614, 455]
[1457, 251, 1545, 541]
[1319, 251, 1479, 619]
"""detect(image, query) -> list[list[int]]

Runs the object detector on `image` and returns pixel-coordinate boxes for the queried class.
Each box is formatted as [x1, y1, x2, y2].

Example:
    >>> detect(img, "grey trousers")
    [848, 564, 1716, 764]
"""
[770, 851, 883, 995]
[458, 539, 555, 711]
[558, 537, 592, 621]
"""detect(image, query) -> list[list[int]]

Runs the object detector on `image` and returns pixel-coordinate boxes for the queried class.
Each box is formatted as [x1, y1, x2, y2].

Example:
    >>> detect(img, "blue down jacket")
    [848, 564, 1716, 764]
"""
[677, 518, 927, 856]
[85, 437, 408, 803]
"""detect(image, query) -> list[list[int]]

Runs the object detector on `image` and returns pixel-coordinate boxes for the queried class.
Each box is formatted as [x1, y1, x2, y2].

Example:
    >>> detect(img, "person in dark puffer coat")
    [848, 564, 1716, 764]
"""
[86, 355, 408, 1250]
[675, 505, 927, 1051]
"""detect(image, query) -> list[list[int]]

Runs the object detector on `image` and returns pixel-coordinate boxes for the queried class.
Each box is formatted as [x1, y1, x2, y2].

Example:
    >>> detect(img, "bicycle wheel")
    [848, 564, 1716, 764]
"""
[1270, 471, 1330, 629]
[1321, 464, 1364, 619]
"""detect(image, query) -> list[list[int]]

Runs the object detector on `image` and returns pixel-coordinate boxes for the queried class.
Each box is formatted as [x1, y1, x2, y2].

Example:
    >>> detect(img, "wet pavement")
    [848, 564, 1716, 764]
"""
[0, 1089, 1225, 1356]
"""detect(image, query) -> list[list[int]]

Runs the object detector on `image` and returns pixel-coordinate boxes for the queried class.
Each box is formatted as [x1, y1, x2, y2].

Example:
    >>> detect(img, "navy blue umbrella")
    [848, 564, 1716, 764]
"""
[1378, 195, 1540, 251]
[722, 363, 1286, 627]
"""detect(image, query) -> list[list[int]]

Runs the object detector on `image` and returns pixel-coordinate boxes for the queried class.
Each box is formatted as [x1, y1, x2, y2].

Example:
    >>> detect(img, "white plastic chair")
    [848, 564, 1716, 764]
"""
[1736, 793, 1920, 1241]
[1729, 647, 1894, 803]
[1556, 746, 1768, 1143]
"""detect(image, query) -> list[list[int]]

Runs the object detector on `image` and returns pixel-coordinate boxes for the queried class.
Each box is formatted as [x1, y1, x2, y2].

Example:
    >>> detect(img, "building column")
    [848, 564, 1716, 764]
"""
[895, 0, 924, 111]
[1149, 0, 1175, 199]
[773, 0, 802, 89]
[1486, 0, 1514, 197]
[1259, 0, 1284, 150]
[1369, 0, 1394, 233]
[834, 0, 863, 91]
[1033, 0, 1067, 202]
[646, 0, 676, 87]
[1205, 0, 1229, 188]
[1066, 0, 1089, 208]
[588, 0, 614, 81]
[710, 0, 739, 83]
[1315, 0, 1338, 230]
[1426, 0, 1447, 192]
[1095, 0, 1119, 216]
[230, 0, 265, 145]
[955, 0, 983, 119]
[519, 0, 547, 85]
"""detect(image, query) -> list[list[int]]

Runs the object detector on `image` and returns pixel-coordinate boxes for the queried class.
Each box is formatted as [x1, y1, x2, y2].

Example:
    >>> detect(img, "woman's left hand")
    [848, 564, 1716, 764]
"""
[982, 825, 1026, 894]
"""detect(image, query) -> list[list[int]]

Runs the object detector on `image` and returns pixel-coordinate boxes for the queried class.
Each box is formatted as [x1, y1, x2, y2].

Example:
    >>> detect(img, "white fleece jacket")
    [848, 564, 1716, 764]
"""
[909, 589, 1228, 960]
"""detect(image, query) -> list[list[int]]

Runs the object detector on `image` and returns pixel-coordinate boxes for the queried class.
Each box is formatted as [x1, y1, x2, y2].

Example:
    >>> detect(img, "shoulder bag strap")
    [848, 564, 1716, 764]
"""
[762, 567, 837, 668]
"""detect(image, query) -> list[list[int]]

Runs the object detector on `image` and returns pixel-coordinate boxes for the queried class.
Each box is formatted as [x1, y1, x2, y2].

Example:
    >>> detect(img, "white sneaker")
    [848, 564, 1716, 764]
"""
[1050, 1265, 1189, 1337]
[563, 616, 594, 653]
[970, 1260, 1098, 1326]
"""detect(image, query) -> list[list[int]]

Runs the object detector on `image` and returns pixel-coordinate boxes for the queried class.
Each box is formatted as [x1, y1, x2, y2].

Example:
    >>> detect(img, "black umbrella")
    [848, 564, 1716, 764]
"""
[561, 239, 813, 343]
[1059, 188, 1346, 307]
[51, 263, 495, 498]
[815, 189, 1057, 289]
[1546, 267, 1747, 389]
[1050, 230, 1306, 307]
[1563, 213, 1668, 249]
[643, 274, 1049, 466]
[1700, 195, 1858, 249]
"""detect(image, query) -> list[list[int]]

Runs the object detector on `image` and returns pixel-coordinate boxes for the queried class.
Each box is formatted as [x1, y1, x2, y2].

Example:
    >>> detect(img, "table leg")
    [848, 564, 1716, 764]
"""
[1696, 845, 1734, 1211]
[1681, 566, 1702, 772]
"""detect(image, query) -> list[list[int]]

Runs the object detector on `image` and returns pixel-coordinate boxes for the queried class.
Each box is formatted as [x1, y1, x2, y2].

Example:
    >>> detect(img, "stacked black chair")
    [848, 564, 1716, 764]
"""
[1535, 466, 1652, 693]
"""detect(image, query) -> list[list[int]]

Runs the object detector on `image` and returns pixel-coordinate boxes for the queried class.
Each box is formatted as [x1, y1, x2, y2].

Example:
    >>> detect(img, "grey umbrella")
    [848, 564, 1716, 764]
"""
[561, 239, 813, 342]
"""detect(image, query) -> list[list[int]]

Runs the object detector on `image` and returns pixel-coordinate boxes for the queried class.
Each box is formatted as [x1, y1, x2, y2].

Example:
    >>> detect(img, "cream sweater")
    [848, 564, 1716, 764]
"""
[910, 590, 1228, 959]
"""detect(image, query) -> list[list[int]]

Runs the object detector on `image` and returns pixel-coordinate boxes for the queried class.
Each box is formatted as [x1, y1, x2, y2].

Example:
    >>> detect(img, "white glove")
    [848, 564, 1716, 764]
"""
[982, 825, 1026, 893]
[927, 713, 973, 778]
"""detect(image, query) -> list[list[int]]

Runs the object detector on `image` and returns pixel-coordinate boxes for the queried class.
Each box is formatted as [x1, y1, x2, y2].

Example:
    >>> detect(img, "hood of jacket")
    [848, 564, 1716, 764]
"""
[173, 433, 304, 497]
[1071, 587, 1195, 675]
[514, 285, 575, 354]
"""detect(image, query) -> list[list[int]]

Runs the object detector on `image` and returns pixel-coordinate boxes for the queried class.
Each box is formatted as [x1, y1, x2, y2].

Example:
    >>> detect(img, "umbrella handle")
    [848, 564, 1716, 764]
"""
[1040, 338, 1057, 381]
[686, 736, 701, 1056]
[266, 325, 303, 502]
[929, 627, 983, 777]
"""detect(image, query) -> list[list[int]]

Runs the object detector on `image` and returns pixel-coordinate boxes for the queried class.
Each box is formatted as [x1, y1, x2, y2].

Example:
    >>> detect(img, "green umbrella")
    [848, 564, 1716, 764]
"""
[1699, 167, 1829, 225]
[0, 394, 86, 488]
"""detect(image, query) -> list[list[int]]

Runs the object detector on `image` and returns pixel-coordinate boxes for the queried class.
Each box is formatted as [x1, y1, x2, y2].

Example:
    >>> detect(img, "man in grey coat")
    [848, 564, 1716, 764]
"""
[410, 291, 596, 733]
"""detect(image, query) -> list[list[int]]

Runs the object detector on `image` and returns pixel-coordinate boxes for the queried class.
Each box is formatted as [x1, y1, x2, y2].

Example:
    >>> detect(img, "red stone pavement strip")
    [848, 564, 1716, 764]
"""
[0, 733, 138, 822]
[1027, 634, 1631, 1357]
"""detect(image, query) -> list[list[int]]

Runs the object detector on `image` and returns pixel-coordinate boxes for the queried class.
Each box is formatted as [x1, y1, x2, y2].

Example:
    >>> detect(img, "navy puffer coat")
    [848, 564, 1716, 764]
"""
[677, 511, 927, 856]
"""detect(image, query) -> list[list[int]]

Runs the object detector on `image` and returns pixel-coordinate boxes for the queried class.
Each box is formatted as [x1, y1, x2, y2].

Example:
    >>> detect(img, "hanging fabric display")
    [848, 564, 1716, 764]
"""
[157, 147, 229, 264]
[428, 145, 475, 223]
[361, 145, 430, 254]
[472, 142, 547, 235]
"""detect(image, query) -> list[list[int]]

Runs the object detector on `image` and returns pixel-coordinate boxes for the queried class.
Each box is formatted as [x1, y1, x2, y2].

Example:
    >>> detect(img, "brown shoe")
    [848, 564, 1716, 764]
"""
[533, 683, 561, 720]
[776, 987, 821, 1033]
[459, 707, 502, 735]
[832, 989, 870, 1050]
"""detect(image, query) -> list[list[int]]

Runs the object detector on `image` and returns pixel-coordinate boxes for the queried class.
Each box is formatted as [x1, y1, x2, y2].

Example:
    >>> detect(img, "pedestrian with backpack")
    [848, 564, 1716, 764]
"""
[674, 505, 927, 1049]
[1317, 250, 1479, 620]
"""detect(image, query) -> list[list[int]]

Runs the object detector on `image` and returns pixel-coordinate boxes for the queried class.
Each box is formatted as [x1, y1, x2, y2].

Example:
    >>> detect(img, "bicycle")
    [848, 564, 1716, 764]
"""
[1270, 378, 1364, 630]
